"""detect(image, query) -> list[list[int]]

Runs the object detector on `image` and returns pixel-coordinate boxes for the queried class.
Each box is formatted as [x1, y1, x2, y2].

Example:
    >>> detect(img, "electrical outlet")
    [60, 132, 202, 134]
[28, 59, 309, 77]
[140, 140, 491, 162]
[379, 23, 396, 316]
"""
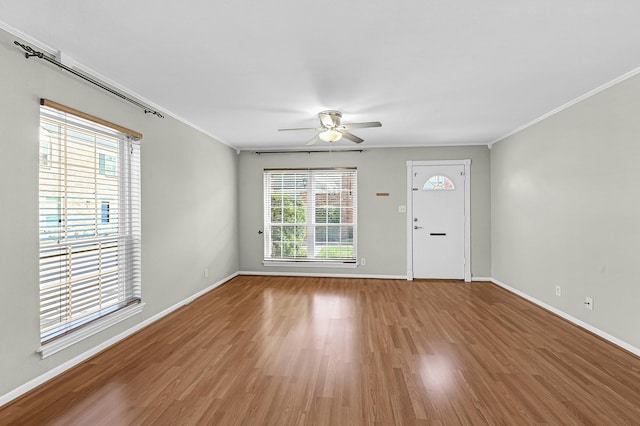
[361, 257, 367, 266]
[398, 205, 407, 213]
[555, 286, 561, 296]
[204, 268, 209, 279]
[585, 296, 593, 310]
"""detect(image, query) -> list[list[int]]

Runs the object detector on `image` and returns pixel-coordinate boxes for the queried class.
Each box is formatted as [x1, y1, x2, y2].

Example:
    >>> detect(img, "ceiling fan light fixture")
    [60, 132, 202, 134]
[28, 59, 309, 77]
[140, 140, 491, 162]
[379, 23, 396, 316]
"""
[319, 129, 342, 142]
[279, 110, 381, 146]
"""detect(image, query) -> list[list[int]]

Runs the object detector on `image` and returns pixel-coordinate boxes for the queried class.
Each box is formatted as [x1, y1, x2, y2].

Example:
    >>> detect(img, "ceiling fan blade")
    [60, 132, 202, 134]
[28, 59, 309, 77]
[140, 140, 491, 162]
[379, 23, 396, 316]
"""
[340, 121, 382, 130]
[339, 130, 364, 144]
[278, 127, 323, 131]
[306, 134, 322, 146]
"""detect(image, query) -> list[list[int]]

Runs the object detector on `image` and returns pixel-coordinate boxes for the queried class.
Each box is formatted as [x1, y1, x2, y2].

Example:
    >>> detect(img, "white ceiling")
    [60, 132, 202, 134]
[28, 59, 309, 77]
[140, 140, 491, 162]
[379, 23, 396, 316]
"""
[2, 1, 640, 150]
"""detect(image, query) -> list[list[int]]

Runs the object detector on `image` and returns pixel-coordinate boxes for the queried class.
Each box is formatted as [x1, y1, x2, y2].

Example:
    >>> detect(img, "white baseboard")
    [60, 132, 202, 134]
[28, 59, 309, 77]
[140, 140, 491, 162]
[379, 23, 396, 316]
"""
[0, 271, 238, 409]
[491, 278, 640, 358]
[471, 276, 493, 282]
[238, 270, 407, 280]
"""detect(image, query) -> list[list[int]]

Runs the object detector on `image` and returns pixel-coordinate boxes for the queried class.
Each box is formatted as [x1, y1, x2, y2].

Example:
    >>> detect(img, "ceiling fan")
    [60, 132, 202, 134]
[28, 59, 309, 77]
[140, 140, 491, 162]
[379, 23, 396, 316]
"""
[278, 110, 382, 145]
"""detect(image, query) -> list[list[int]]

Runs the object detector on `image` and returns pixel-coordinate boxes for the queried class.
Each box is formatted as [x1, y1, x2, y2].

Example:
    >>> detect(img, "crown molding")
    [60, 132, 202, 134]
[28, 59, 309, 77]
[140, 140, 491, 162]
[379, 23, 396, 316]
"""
[0, 21, 237, 151]
[489, 65, 640, 148]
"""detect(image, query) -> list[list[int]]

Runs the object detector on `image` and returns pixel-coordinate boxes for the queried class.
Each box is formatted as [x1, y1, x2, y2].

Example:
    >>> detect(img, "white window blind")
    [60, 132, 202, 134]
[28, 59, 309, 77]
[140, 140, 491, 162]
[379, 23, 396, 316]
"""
[263, 168, 357, 264]
[39, 103, 142, 344]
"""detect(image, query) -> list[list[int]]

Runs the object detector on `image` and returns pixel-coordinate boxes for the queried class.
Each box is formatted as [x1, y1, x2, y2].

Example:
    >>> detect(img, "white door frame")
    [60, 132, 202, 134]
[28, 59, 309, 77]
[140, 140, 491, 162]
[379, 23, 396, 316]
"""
[406, 159, 471, 282]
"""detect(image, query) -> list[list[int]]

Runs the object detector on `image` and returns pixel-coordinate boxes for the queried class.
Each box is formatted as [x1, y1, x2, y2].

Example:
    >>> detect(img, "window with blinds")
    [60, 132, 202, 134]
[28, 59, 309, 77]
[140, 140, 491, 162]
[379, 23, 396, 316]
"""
[39, 102, 142, 344]
[263, 168, 357, 264]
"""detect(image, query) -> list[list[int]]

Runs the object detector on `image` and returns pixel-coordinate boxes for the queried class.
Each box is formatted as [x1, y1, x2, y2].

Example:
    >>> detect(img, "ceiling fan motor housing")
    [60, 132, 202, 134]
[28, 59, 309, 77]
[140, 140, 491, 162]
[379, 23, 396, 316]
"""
[319, 110, 342, 128]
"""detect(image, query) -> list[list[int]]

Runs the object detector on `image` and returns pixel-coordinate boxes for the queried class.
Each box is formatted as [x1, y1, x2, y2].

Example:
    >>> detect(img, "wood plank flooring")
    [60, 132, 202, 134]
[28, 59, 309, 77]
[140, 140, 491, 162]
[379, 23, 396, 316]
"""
[2, 275, 640, 425]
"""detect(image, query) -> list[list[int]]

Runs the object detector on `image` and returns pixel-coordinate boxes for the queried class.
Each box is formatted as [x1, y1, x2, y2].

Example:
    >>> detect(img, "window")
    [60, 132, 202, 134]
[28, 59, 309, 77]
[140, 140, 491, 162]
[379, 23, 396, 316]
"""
[263, 168, 357, 264]
[423, 175, 455, 190]
[98, 152, 117, 176]
[101, 201, 110, 223]
[38, 101, 142, 348]
[40, 140, 51, 167]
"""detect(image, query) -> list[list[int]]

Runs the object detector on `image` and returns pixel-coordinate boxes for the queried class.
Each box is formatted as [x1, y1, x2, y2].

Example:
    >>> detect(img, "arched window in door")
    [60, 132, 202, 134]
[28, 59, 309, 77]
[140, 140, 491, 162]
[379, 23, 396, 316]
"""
[423, 175, 455, 190]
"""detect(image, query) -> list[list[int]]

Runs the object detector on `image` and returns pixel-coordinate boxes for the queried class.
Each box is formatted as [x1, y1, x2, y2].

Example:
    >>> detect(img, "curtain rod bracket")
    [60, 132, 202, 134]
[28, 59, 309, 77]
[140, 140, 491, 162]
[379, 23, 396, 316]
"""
[14, 41, 164, 119]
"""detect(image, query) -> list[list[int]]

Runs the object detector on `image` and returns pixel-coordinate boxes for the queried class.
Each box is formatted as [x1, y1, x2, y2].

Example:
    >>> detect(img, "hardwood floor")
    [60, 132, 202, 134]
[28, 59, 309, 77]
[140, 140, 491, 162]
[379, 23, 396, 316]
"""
[2, 275, 640, 425]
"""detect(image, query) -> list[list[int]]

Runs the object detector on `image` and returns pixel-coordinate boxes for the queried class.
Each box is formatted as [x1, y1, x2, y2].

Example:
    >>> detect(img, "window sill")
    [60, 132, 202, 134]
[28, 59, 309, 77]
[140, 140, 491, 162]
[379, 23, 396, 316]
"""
[263, 261, 358, 269]
[37, 302, 145, 359]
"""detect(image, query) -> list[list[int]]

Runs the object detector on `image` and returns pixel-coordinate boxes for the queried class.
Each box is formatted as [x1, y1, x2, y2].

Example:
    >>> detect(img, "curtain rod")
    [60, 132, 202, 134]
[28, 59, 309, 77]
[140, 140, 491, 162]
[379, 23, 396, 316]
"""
[264, 167, 357, 171]
[14, 41, 164, 118]
[255, 149, 364, 155]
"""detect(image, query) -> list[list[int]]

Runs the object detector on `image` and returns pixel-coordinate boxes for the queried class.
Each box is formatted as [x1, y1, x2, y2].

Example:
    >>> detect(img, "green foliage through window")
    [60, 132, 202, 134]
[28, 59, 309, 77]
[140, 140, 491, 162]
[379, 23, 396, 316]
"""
[264, 169, 357, 263]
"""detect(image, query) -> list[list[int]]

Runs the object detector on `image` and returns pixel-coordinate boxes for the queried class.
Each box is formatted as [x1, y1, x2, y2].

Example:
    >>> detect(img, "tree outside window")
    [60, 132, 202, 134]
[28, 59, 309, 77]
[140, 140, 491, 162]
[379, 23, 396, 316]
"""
[264, 169, 357, 263]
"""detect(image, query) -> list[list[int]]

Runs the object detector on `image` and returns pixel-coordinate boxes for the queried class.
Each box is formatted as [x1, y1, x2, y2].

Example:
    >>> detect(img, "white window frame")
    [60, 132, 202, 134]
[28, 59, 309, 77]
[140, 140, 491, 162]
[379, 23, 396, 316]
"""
[38, 102, 143, 358]
[263, 168, 358, 268]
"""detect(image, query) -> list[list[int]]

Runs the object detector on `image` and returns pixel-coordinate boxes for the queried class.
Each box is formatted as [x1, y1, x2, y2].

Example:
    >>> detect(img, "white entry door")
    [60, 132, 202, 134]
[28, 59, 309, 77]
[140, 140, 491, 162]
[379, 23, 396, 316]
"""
[409, 162, 468, 279]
